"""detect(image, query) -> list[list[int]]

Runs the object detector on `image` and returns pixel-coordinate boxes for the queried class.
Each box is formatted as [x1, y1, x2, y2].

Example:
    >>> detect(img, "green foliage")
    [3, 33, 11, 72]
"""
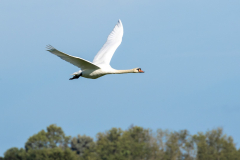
[96, 128, 124, 160]
[3, 125, 240, 160]
[4, 147, 80, 160]
[25, 148, 80, 160]
[96, 126, 158, 160]
[71, 135, 96, 159]
[122, 126, 158, 160]
[25, 124, 70, 151]
[193, 128, 239, 160]
[156, 129, 195, 160]
[3, 147, 25, 160]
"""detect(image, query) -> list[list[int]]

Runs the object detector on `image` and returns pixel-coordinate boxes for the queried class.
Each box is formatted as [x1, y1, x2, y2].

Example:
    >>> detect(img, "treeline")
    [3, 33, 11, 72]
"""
[2, 124, 240, 160]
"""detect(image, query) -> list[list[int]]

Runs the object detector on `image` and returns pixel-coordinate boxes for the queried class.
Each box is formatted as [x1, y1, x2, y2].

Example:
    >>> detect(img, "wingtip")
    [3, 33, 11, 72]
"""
[117, 19, 123, 28]
[46, 45, 55, 51]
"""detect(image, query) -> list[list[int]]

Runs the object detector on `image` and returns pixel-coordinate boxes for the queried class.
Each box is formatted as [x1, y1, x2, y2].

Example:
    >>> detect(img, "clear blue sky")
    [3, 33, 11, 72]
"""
[1, 0, 240, 156]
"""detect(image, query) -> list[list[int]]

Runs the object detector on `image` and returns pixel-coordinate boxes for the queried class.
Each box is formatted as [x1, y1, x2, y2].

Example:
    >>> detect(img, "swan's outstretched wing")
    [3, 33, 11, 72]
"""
[93, 19, 123, 66]
[46, 45, 100, 70]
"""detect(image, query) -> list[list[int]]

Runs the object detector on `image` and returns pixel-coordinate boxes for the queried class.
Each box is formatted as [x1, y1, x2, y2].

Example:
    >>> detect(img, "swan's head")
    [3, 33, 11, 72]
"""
[134, 68, 144, 73]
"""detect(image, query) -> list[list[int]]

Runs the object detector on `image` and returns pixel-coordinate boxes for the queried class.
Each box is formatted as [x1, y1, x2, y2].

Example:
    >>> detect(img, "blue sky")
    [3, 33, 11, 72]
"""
[1, 0, 240, 156]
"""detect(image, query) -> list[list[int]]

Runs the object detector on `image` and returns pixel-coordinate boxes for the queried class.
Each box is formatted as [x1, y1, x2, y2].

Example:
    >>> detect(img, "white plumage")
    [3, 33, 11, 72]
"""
[47, 19, 144, 80]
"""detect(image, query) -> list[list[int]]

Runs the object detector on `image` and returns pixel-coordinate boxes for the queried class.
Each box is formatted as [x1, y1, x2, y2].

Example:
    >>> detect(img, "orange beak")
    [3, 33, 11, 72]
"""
[139, 69, 144, 73]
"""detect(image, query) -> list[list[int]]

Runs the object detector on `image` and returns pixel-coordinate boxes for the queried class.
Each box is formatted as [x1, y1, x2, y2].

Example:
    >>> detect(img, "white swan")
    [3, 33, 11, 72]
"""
[46, 19, 144, 80]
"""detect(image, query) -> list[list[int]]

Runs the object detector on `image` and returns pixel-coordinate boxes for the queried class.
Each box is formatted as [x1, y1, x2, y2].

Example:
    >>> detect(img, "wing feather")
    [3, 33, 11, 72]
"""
[92, 20, 123, 66]
[46, 45, 100, 70]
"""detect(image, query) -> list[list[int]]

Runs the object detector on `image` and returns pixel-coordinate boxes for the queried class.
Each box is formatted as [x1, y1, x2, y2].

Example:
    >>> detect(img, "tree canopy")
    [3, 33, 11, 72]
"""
[2, 125, 240, 160]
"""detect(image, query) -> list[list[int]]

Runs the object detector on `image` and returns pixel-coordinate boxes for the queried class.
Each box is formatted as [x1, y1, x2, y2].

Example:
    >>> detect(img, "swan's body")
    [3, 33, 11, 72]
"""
[47, 20, 144, 80]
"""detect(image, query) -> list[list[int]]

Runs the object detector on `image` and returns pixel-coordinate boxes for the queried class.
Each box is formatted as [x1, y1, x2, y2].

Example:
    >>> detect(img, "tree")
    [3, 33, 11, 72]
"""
[71, 135, 96, 159]
[4, 125, 78, 160]
[3, 125, 240, 160]
[95, 126, 158, 160]
[4, 147, 80, 160]
[122, 126, 158, 160]
[156, 129, 195, 160]
[3, 147, 25, 160]
[96, 127, 124, 160]
[25, 124, 71, 151]
[193, 128, 239, 160]
[25, 148, 80, 160]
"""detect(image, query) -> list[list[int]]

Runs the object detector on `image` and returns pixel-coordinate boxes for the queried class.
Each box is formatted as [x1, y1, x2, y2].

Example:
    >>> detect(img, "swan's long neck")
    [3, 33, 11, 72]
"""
[112, 69, 134, 74]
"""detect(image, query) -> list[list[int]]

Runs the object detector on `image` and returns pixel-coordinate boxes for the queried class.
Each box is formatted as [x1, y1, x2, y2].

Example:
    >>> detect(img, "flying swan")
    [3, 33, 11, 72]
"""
[46, 19, 144, 80]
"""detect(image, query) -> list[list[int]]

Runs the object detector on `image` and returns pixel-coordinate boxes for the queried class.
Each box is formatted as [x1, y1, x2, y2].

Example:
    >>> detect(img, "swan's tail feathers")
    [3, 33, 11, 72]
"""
[69, 71, 82, 80]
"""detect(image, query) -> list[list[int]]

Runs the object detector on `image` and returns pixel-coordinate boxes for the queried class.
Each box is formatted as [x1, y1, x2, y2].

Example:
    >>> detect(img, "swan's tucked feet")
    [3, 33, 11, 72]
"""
[69, 73, 82, 80]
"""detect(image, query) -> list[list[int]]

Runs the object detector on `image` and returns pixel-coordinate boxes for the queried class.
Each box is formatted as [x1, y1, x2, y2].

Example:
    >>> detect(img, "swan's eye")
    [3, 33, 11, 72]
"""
[137, 68, 144, 73]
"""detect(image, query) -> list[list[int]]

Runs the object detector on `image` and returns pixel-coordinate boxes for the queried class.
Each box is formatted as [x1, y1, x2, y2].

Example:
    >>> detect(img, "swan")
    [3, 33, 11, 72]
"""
[46, 19, 144, 80]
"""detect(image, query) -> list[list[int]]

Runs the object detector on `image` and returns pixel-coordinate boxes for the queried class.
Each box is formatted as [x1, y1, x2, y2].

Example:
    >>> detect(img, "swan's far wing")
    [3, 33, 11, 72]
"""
[92, 19, 123, 65]
[46, 45, 100, 70]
